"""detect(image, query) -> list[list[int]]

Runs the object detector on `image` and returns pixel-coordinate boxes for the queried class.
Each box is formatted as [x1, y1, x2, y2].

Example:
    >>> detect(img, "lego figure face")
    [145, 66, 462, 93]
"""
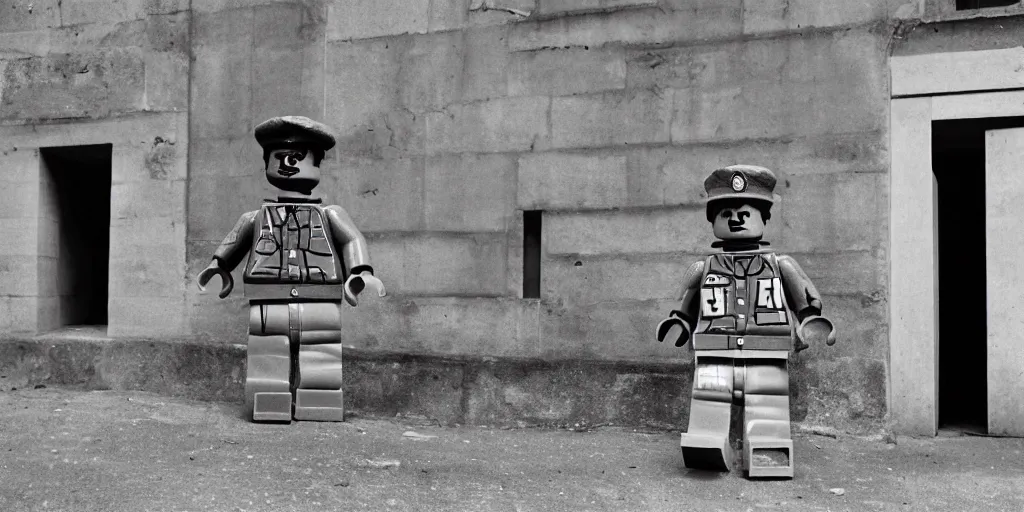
[711, 203, 766, 240]
[265, 148, 321, 195]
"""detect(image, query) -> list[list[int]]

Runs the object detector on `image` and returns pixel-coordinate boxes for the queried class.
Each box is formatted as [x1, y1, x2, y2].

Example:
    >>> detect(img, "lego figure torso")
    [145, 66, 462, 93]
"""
[247, 203, 342, 285]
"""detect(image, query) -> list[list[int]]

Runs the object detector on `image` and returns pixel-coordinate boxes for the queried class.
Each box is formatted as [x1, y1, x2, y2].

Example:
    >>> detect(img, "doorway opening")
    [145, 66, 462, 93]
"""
[39, 144, 112, 327]
[932, 116, 1024, 432]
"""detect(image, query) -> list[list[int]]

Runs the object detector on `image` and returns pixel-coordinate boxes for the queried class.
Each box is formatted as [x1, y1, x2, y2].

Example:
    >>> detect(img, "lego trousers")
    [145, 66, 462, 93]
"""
[682, 355, 793, 476]
[245, 301, 344, 422]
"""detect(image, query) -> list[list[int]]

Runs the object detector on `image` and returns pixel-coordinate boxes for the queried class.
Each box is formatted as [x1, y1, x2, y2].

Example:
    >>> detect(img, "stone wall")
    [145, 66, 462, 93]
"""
[0, 0, 936, 431]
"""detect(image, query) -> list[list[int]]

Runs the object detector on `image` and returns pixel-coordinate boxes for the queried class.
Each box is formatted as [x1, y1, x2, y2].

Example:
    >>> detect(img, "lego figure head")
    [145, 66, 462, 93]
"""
[254, 116, 337, 196]
[704, 165, 778, 241]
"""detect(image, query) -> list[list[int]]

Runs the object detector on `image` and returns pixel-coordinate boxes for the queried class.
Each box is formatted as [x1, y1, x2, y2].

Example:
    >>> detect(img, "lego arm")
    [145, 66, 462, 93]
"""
[197, 210, 258, 299]
[778, 255, 836, 350]
[324, 205, 386, 306]
[656, 260, 704, 347]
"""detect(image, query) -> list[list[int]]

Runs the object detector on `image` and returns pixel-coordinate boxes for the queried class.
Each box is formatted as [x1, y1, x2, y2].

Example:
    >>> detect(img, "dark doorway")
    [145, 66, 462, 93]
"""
[40, 144, 112, 327]
[932, 116, 1024, 432]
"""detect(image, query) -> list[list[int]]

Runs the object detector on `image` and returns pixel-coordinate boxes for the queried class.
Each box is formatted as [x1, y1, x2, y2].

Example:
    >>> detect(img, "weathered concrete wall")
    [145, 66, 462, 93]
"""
[0, 0, 961, 432]
[0, 0, 190, 336]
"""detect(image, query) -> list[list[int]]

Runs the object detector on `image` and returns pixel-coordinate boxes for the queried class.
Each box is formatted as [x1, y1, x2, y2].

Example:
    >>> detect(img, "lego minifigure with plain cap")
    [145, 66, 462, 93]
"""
[197, 116, 385, 423]
[656, 164, 836, 478]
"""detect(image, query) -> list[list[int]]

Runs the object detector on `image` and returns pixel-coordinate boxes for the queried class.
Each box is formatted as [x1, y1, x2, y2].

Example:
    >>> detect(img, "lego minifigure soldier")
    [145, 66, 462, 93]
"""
[197, 116, 385, 423]
[656, 164, 835, 478]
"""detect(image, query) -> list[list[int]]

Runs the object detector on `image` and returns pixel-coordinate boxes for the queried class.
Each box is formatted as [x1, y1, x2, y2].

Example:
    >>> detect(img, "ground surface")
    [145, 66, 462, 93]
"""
[1, 389, 1022, 512]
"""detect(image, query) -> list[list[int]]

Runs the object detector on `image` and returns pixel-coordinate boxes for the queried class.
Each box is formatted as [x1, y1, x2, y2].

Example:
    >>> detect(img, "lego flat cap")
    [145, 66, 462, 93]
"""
[254, 116, 336, 152]
[704, 164, 780, 205]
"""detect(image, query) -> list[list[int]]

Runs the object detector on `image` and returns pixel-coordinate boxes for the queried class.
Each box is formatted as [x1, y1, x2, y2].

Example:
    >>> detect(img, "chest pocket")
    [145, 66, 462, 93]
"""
[755, 277, 784, 309]
[700, 274, 732, 318]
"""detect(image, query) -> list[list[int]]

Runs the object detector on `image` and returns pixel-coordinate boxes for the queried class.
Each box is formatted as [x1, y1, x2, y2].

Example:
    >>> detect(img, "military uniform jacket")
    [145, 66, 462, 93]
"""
[676, 250, 821, 357]
[212, 199, 372, 301]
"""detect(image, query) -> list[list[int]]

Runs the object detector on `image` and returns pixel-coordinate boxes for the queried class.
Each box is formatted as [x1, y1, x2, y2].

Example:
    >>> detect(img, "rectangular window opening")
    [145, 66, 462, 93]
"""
[522, 210, 542, 299]
[956, 0, 1018, 10]
[39, 144, 112, 328]
[932, 116, 1024, 434]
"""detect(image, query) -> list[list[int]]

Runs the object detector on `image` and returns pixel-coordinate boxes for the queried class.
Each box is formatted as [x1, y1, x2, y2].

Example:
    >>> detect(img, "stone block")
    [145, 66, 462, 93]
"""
[429, 0, 469, 32]
[110, 180, 186, 221]
[537, 0, 657, 16]
[776, 172, 887, 253]
[551, 89, 671, 149]
[252, 46, 324, 125]
[509, 5, 740, 52]
[517, 152, 627, 210]
[425, 153, 516, 232]
[538, 298, 689, 361]
[109, 248, 187, 298]
[326, 0, 430, 41]
[189, 45, 253, 139]
[508, 46, 625, 97]
[108, 296, 187, 337]
[109, 216, 187, 255]
[318, 155, 425, 232]
[0, 30, 51, 59]
[798, 356, 887, 431]
[0, 219, 40, 257]
[60, 0, 149, 26]
[543, 253, 700, 305]
[0, 180, 40, 218]
[399, 31, 465, 113]
[815, 294, 887, 361]
[253, 2, 323, 49]
[0, 255, 40, 296]
[0, 296, 39, 332]
[742, 0, 886, 35]
[192, 6, 254, 50]
[462, 26, 510, 102]
[0, 49, 146, 121]
[35, 218, 58, 259]
[398, 233, 508, 296]
[144, 51, 189, 112]
[185, 173, 268, 242]
[188, 137, 264, 178]
[425, 96, 549, 154]
[325, 38, 402, 140]
[544, 207, 712, 256]
[0, 0, 60, 33]
[344, 357, 464, 425]
[342, 297, 541, 356]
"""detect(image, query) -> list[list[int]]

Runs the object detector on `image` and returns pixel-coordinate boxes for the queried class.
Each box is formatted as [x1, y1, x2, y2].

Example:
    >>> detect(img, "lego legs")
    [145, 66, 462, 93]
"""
[245, 301, 344, 423]
[681, 357, 734, 471]
[293, 302, 344, 422]
[247, 304, 293, 422]
[743, 360, 793, 478]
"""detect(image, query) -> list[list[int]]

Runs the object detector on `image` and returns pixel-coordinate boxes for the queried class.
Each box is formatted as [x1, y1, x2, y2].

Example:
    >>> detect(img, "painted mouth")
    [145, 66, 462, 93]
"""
[728, 222, 745, 232]
[278, 168, 299, 177]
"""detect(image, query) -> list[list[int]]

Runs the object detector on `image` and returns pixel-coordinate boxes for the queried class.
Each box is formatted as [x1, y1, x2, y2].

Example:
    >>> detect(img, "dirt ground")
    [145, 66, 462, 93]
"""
[1, 388, 1022, 512]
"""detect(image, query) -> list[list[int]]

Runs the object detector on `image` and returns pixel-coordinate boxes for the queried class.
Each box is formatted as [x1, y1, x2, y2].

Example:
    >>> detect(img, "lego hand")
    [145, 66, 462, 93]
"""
[197, 260, 234, 299]
[656, 311, 692, 347]
[795, 315, 836, 352]
[343, 271, 386, 307]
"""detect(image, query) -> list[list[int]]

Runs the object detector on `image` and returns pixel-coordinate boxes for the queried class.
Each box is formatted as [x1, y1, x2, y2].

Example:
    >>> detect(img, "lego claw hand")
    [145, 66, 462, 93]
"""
[197, 260, 234, 299]
[795, 315, 836, 352]
[343, 271, 386, 307]
[656, 312, 692, 347]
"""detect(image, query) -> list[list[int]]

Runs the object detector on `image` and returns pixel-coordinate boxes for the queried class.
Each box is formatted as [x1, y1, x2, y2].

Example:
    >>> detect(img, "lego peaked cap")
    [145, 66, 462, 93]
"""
[254, 116, 337, 152]
[704, 164, 780, 205]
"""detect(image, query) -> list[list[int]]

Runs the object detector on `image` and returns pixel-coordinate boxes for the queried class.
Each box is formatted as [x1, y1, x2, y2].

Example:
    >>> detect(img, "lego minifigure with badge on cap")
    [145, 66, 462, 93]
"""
[656, 164, 836, 478]
[196, 116, 385, 423]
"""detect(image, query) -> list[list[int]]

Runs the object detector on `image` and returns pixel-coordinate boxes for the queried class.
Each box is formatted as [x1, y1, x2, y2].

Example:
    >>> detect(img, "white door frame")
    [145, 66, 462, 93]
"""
[890, 48, 1024, 435]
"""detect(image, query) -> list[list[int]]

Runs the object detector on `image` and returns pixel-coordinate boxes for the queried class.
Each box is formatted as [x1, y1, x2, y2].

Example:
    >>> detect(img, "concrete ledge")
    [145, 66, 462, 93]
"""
[0, 333, 691, 429]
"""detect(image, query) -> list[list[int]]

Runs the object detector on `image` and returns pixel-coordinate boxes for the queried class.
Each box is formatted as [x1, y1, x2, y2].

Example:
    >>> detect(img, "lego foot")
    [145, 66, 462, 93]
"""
[252, 392, 292, 423]
[680, 433, 732, 472]
[293, 389, 344, 422]
[746, 437, 794, 478]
